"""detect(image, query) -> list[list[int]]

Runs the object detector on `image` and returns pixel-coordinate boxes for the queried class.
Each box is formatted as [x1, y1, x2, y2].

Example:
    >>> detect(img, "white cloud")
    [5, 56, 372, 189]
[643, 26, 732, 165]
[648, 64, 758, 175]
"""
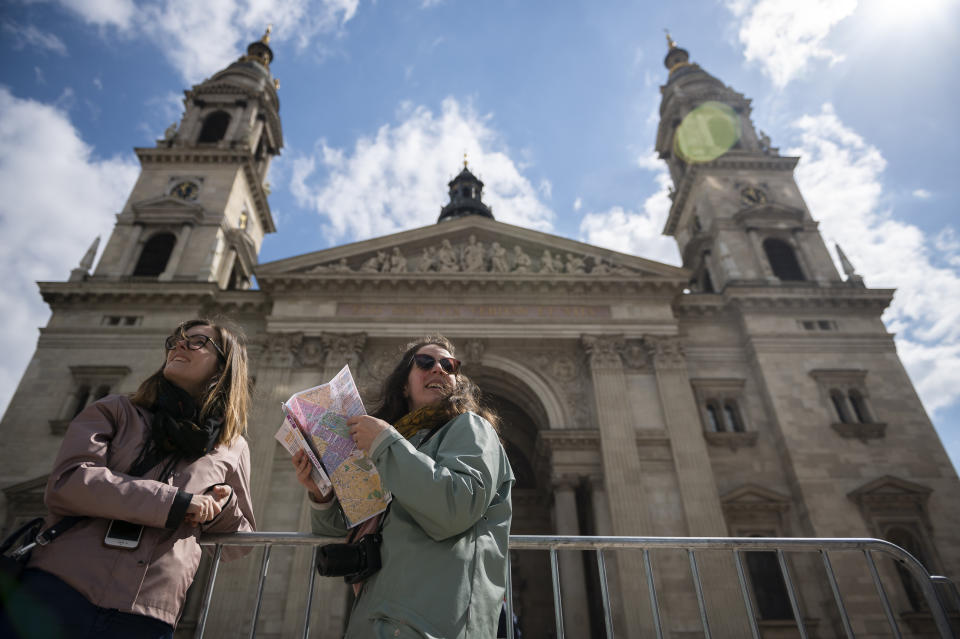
[578, 164, 680, 265]
[787, 103, 960, 428]
[290, 97, 555, 243]
[573, 197, 582, 212]
[538, 178, 552, 199]
[913, 188, 932, 199]
[3, 22, 69, 55]
[725, 0, 857, 88]
[43, 0, 359, 82]
[0, 88, 139, 416]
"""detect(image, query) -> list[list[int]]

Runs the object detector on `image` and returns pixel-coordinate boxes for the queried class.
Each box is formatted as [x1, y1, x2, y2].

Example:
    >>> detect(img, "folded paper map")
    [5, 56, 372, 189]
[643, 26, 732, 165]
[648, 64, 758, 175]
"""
[275, 365, 390, 528]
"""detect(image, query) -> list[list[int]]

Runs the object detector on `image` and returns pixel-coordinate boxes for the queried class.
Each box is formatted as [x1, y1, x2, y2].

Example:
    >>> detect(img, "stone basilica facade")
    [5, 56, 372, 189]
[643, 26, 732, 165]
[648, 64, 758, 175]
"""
[1, 33, 958, 639]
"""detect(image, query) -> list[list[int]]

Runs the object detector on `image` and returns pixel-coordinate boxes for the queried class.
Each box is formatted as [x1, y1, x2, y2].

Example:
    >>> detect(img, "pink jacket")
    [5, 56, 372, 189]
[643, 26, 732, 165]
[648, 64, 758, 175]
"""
[29, 394, 255, 627]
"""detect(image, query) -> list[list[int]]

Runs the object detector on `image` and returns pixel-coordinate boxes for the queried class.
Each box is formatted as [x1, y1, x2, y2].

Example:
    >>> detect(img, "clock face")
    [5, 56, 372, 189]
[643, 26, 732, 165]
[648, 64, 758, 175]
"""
[740, 186, 767, 205]
[172, 181, 199, 200]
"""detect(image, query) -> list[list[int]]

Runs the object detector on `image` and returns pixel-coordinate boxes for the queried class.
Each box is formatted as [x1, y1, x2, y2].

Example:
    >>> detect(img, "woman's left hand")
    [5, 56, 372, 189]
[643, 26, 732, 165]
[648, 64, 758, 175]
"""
[347, 415, 392, 454]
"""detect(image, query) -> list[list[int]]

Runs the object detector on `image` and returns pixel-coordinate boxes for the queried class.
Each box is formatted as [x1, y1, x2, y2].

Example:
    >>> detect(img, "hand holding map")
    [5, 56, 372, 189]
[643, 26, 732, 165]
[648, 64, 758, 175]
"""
[274, 365, 391, 527]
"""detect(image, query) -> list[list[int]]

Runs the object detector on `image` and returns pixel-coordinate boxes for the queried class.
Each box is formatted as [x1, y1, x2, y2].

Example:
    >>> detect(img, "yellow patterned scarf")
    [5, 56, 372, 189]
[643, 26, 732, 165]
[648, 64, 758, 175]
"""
[393, 403, 457, 440]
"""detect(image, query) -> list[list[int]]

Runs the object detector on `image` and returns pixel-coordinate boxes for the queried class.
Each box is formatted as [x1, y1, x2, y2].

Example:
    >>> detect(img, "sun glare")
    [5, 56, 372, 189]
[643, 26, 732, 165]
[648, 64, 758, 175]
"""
[861, 0, 954, 29]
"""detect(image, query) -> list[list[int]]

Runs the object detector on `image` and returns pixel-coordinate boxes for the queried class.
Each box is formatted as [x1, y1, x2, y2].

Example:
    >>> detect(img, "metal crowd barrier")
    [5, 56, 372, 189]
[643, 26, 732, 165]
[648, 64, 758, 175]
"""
[196, 533, 958, 639]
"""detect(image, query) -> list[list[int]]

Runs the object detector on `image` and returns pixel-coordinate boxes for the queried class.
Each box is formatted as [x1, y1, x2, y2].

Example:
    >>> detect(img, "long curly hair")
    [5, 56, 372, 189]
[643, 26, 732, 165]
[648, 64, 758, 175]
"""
[130, 318, 251, 444]
[370, 335, 499, 430]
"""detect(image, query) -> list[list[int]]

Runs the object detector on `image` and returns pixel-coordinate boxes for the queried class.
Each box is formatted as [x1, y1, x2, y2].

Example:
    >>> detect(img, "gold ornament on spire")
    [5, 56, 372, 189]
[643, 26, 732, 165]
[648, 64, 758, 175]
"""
[665, 29, 677, 49]
[463, 152, 469, 169]
[262, 24, 272, 44]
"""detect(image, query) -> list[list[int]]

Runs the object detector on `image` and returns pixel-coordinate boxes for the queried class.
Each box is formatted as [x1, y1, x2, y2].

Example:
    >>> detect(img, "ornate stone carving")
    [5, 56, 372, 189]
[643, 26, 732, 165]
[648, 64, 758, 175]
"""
[489, 242, 509, 273]
[643, 335, 686, 370]
[360, 250, 387, 273]
[551, 356, 576, 382]
[581, 335, 625, 370]
[258, 332, 303, 367]
[462, 235, 486, 272]
[416, 246, 437, 272]
[461, 339, 485, 365]
[539, 250, 560, 274]
[297, 337, 325, 367]
[511, 246, 532, 273]
[621, 339, 649, 370]
[436, 239, 459, 272]
[321, 332, 367, 371]
[387, 247, 407, 273]
[564, 253, 585, 274]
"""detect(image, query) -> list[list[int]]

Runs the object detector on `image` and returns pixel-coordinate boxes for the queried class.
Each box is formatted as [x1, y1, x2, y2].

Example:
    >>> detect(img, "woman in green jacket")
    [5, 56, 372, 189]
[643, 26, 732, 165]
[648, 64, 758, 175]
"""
[292, 335, 514, 638]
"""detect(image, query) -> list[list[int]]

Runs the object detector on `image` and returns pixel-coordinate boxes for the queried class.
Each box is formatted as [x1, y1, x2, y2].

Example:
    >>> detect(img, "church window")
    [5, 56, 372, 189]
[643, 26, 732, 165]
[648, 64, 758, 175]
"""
[885, 526, 929, 612]
[69, 385, 91, 419]
[812, 370, 885, 439]
[745, 541, 795, 621]
[198, 110, 231, 143]
[849, 390, 870, 423]
[723, 402, 745, 433]
[706, 402, 723, 432]
[830, 390, 851, 424]
[701, 268, 715, 293]
[763, 238, 805, 281]
[692, 380, 758, 448]
[133, 232, 176, 277]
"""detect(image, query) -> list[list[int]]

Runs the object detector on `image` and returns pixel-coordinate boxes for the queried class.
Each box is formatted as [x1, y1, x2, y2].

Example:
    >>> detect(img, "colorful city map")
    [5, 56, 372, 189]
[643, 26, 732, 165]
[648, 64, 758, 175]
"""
[281, 365, 390, 527]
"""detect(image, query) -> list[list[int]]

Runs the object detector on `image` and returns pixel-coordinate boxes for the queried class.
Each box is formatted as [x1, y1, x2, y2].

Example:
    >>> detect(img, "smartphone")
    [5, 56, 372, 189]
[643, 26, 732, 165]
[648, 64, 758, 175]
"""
[103, 519, 143, 550]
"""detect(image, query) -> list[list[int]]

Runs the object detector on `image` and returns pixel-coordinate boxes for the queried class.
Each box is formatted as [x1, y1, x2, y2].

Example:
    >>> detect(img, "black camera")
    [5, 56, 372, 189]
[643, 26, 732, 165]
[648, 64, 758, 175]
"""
[316, 533, 382, 584]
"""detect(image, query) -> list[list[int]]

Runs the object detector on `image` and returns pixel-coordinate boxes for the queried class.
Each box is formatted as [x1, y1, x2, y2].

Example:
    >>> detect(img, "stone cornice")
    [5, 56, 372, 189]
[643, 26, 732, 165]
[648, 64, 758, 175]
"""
[727, 285, 895, 313]
[663, 155, 801, 236]
[134, 147, 275, 234]
[38, 280, 269, 313]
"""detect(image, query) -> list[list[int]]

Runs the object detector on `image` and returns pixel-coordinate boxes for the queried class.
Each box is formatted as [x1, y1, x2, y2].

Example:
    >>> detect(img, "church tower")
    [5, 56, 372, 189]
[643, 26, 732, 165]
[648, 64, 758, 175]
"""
[656, 35, 847, 293]
[437, 159, 494, 223]
[92, 28, 283, 290]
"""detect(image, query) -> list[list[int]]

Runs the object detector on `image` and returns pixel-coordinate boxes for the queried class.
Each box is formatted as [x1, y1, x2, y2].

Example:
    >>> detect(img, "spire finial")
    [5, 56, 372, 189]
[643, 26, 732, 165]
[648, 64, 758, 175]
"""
[835, 244, 865, 287]
[665, 29, 677, 49]
[262, 24, 272, 44]
[463, 151, 468, 169]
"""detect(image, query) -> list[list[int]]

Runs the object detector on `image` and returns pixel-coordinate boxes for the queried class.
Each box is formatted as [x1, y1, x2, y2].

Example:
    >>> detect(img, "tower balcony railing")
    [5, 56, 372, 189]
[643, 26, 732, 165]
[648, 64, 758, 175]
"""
[196, 533, 959, 639]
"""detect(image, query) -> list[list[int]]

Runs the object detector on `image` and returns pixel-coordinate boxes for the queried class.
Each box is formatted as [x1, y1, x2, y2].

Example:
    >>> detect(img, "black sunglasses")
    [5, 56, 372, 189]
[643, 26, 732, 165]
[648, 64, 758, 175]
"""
[165, 333, 226, 362]
[412, 353, 461, 375]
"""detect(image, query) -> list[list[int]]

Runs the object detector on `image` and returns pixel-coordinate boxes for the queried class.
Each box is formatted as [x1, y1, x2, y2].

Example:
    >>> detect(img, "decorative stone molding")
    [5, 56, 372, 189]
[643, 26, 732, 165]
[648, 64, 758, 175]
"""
[704, 431, 759, 451]
[306, 237, 638, 277]
[551, 474, 582, 492]
[831, 421, 886, 442]
[643, 335, 686, 370]
[621, 339, 649, 371]
[848, 475, 932, 511]
[721, 484, 791, 532]
[461, 339, 485, 366]
[297, 337, 325, 368]
[321, 333, 367, 371]
[581, 335, 625, 370]
[257, 332, 303, 367]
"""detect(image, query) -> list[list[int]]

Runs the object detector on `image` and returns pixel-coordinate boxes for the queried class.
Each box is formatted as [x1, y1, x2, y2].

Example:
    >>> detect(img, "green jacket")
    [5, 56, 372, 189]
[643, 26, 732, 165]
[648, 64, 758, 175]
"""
[311, 411, 514, 638]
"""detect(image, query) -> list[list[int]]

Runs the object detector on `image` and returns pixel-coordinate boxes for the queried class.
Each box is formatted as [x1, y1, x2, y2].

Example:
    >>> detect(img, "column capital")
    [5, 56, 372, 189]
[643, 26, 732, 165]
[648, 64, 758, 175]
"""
[581, 334, 625, 370]
[321, 332, 367, 371]
[257, 332, 303, 367]
[551, 473, 582, 492]
[643, 335, 686, 371]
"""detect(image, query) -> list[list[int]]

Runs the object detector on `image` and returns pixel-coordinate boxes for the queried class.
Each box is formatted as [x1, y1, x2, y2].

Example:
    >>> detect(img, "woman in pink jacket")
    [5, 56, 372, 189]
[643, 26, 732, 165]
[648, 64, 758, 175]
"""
[3, 318, 255, 639]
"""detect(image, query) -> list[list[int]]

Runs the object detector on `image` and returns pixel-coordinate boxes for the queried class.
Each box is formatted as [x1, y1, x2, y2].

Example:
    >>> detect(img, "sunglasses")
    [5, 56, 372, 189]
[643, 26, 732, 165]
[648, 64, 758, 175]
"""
[412, 353, 461, 375]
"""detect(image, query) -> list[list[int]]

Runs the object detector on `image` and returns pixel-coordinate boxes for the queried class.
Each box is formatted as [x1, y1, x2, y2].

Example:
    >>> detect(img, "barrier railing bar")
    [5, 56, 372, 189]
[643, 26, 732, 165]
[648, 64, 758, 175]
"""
[301, 546, 319, 639]
[550, 548, 565, 639]
[687, 550, 712, 639]
[931, 575, 960, 612]
[864, 549, 902, 639]
[642, 548, 664, 639]
[248, 545, 271, 639]
[505, 553, 515, 639]
[595, 549, 614, 639]
[194, 544, 223, 639]
[776, 549, 808, 639]
[819, 549, 855, 639]
[732, 550, 761, 639]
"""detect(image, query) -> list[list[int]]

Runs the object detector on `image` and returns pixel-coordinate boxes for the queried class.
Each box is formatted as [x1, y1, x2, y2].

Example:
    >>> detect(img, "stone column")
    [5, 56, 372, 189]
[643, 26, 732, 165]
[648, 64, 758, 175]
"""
[552, 475, 591, 638]
[581, 335, 654, 637]
[205, 332, 303, 636]
[281, 333, 367, 638]
[587, 473, 627, 638]
[117, 224, 144, 276]
[644, 335, 752, 636]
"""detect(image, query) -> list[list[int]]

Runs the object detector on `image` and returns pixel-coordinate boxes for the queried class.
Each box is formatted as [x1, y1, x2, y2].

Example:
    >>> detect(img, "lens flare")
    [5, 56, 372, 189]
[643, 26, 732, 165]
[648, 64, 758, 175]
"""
[673, 101, 741, 164]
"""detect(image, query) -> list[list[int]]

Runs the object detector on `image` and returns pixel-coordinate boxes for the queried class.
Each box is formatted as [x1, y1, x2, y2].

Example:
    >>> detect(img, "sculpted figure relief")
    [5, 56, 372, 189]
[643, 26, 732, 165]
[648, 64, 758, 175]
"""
[539, 250, 560, 274]
[436, 239, 459, 272]
[489, 242, 509, 273]
[388, 247, 407, 273]
[565, 253, 586, 274]
[462, 235, 486, 272]
[360, 251, 387, 273]
[512, 246, 532, 273]
[417, 246, 437, 272]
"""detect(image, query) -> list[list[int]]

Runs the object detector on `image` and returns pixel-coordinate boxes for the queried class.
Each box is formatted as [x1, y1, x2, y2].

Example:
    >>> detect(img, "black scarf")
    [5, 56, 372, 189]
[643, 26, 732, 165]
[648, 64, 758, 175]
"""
[132, 378, 223, 481]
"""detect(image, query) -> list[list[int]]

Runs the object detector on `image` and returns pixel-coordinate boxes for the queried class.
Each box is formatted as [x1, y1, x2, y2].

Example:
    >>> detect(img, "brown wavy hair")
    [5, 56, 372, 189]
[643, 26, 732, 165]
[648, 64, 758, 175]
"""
[130, 318, 250, 445]
[371, 335, 499, 430]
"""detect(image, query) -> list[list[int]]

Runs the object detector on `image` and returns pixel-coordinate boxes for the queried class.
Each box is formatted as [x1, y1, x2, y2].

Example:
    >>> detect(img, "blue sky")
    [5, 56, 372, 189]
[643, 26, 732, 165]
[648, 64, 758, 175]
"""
[1, 0, 958, 471]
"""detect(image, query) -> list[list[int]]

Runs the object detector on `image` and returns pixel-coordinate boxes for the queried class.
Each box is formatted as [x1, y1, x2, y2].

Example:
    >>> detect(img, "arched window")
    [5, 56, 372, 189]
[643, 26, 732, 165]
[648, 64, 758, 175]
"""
[93, 384, 111, 401]
[763, 238, 805, 281]
[198, 110, 231, 143]
[133, 232, 176, 277]
[724, 402, 745, 433]
[830, 390, 851, 424]
[70, 385, 91, 418]
[848, 390, 870, 423]
[706, 402, 723, 432]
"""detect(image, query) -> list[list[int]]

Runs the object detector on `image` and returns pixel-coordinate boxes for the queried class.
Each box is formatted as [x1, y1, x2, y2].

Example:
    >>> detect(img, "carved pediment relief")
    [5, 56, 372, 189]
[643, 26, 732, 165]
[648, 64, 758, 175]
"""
[848, 475, 932, 507]
[258, 217, 686, 282]
[129, 195, 204, 225]
[721, 484, 791, 513]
